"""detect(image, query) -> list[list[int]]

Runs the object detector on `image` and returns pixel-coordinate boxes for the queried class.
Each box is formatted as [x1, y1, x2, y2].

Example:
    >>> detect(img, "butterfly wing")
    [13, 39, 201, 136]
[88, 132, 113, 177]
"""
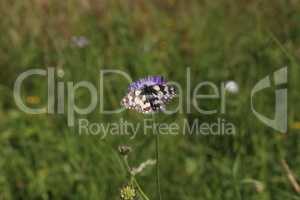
[152, 84, 176, 104]
[121, 84, 176, 113]
[121, 89, 153, 113]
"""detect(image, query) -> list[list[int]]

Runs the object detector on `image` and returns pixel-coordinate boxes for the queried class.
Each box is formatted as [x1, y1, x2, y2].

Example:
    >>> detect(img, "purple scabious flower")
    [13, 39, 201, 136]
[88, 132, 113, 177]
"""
[121, 76, 176, 114]
[128, 76, 166, 91]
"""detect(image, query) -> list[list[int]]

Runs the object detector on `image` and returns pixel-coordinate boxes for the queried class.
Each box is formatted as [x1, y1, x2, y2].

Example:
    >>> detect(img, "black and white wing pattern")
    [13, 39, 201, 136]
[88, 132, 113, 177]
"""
[121, 84, 176, 114]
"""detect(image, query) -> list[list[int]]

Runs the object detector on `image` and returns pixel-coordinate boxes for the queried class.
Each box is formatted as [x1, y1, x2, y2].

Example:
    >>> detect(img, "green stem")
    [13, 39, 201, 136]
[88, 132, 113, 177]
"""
[131, 177, 150, 200]
[123, 156, 150, 200]
[152, 114, 162, 200]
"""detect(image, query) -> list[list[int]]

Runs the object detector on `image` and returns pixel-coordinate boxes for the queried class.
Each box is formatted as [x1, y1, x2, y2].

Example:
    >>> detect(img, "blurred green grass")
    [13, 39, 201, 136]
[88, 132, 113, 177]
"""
[0, 0, 300, 199]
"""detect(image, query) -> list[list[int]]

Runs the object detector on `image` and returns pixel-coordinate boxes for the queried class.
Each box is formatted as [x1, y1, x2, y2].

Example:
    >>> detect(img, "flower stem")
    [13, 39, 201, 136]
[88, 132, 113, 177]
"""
[124, 156, 150, 200]
[131, 177, 150, 200]
[152, 114, 162, 200]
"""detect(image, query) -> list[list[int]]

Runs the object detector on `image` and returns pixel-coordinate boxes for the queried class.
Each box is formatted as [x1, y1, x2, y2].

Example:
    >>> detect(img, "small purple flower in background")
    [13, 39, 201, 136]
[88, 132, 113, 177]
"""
[121, 76, 176, 113]
[71, 36, 89, 48]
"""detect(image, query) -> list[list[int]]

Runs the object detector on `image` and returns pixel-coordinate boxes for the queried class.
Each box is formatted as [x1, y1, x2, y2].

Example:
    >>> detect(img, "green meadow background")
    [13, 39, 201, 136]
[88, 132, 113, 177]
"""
[0, 0, 300, 199]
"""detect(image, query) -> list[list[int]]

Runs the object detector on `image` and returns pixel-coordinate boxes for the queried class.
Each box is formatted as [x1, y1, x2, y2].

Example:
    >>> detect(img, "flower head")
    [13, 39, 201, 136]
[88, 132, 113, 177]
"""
[121, 76, 176, 113]
[71, 36, 89, 48]
[120, 184, 137, 200]
[225, 80, 239, 94]
[128, 76, 166, 90]
[118, 145, 132, 156]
